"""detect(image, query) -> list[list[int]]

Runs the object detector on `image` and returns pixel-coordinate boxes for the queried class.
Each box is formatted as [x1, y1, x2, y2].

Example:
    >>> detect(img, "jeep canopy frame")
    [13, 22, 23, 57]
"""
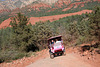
[47, 35, 62, 46]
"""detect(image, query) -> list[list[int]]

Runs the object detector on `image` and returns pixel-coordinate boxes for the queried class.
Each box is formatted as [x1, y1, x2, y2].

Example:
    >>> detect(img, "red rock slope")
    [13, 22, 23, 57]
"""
[0, 10, 92, 29]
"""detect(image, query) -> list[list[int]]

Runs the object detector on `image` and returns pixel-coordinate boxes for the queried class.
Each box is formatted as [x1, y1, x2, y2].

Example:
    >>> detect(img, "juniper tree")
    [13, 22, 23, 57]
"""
[89, 6, 100, 42]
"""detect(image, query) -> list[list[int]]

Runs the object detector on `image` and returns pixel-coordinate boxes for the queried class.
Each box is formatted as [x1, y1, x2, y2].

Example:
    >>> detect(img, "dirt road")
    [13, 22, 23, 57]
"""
[26, 53, 92, 67]
[1, 49, 99, 67]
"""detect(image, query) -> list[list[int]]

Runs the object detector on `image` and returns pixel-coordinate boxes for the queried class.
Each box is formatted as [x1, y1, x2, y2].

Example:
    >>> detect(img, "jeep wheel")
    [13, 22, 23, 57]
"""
[50, 54, 54, 59]
[62, 52, 66, 56]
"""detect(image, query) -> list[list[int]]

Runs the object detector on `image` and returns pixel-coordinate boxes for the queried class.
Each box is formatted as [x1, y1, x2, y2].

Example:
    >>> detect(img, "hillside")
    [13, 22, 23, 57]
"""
[0, 0, 100, 23]
[0, 10, 92, 29]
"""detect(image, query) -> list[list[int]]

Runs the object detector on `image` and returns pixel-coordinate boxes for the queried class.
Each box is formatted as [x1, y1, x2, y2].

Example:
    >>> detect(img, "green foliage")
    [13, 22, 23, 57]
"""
[0, 13, 53, 63]
[32, 22, 53, 50]
[10, 13, 35, 51]
[45, 6, 100, 46]
[0, 50, 27, 63]
[44, 7, 100, 46]
[0, 27, 20, 63]
[0, 27, 13, 51]
[46, 14, 89, 45]
[89, 6, 100, 42]
[10, 13, 53, 51]
[0, 13, 10, 24]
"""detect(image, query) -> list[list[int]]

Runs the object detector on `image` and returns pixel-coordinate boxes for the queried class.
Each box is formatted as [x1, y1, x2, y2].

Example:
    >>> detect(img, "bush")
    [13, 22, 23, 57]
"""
[0, 50, 27, 63]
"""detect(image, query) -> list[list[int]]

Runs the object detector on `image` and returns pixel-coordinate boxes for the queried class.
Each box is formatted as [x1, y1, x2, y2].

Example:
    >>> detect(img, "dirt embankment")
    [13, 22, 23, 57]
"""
[0, 10, 92, 29]
[0, 49, 48, 67]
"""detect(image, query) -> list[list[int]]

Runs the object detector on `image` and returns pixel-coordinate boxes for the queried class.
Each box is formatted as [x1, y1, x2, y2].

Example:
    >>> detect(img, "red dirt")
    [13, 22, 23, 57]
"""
[0, 10, 92, 29]
[27, 3, 51, 11]
[98, 0, 100, 2]
[0, 49, 48, 67]
[0, 18, 11, 29]
[0, 9, 10, 13]
[47, 8, 58, 12]
[75, 0, 80, 1]
[62, 0, 100, 12]
[67, 47, 100, 67]
[81, 4, 84, 7]
[54, 0, 71, 8]
[0, 46, 100, 67]
[10, 8, 20, 16]
[10, 3, 51, 16]
[94, 0, 100, 2]
[62, 4, 73, 11]
[62, 2, 85, 11]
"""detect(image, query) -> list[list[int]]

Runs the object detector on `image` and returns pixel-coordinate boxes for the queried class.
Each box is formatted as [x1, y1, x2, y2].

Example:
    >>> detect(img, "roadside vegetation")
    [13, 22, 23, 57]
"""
[0, 6, 100, 63]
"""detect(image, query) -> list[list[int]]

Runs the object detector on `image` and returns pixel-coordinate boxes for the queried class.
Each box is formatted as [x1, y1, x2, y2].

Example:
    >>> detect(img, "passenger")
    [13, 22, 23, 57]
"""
[50, 40, 55, 47]
[51, 40, 54, 44]
[55, 39, 61, 43]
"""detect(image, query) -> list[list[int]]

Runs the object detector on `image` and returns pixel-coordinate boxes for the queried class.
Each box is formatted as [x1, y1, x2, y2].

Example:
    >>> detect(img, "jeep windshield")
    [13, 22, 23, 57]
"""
[54, 41, 62, 47]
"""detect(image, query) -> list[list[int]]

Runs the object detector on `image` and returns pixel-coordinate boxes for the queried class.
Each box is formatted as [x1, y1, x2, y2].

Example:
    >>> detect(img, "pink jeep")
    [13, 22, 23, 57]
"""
[48, 35, 66, 59]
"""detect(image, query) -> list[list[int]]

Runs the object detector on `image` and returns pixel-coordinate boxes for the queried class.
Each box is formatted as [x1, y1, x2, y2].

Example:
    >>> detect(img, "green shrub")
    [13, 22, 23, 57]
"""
[0, 50, 27, 63]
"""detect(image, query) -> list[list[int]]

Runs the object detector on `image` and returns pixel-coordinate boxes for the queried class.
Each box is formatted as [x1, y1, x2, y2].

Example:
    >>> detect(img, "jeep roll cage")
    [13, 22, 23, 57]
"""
[47, 35, 62, 48]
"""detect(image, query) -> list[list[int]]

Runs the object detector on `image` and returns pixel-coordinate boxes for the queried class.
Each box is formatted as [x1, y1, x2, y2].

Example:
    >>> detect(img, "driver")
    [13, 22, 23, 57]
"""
[51, 40, 54, 44]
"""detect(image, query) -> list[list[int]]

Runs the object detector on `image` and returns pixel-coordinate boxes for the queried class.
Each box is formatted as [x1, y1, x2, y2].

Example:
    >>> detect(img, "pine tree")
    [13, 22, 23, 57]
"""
[10, 13, 34, 51]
